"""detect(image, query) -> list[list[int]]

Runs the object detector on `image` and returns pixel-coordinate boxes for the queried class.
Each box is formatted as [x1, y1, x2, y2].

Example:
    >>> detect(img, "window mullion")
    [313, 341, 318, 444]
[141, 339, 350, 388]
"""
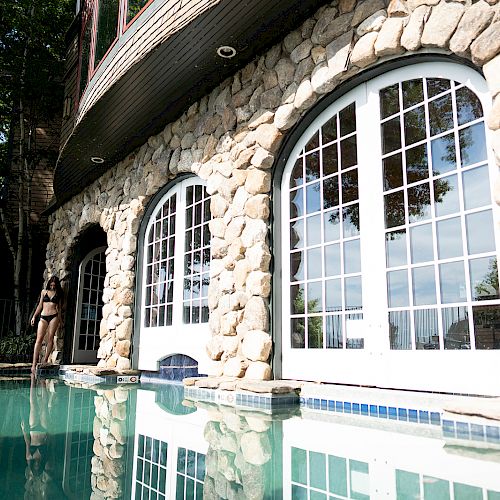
[172, 180, 188, 328]
[357, 83, 391, 352]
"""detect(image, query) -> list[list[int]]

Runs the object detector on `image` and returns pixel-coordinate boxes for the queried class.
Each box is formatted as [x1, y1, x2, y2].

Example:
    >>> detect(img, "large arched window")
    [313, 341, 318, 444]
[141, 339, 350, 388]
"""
[138, 177, 211, 370]
[280, 61, 499, 393]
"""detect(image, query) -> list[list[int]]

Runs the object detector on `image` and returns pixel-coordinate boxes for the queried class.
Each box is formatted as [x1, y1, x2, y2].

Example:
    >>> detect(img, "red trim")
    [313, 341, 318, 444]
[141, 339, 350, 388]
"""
[122, 0, 154, 33]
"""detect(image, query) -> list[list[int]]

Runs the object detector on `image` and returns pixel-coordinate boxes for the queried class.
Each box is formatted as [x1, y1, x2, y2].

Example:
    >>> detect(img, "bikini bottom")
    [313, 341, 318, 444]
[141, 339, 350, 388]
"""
[40, 314, 57, 324]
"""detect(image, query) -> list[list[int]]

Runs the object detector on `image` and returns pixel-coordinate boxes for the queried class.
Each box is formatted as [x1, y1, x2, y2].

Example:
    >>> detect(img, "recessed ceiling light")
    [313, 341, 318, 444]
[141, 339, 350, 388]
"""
[91, 156, 104, 164]
[217, 45, 236, 59]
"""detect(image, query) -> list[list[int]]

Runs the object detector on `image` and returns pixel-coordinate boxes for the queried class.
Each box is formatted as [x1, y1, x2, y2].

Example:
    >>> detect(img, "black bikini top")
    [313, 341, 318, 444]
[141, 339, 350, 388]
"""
[43, 292, 59, 304]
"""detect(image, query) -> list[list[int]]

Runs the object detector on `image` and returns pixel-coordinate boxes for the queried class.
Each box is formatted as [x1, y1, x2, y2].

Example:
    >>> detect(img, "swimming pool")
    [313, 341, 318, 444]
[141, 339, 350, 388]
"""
[1, 376, 499, 499]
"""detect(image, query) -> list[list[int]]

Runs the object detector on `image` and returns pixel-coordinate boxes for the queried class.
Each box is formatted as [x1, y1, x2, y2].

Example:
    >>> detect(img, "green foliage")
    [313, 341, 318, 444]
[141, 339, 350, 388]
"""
[0, 0, 74, 173]
[0, 331, 35, 362]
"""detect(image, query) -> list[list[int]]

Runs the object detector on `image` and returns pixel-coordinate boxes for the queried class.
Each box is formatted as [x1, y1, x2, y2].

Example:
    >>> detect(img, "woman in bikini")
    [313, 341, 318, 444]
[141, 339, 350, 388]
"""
[30, 276, 63, 373]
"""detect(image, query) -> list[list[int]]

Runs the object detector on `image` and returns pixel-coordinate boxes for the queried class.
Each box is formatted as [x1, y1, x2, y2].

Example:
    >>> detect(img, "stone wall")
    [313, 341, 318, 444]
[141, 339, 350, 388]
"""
[46, 0, 500, 377]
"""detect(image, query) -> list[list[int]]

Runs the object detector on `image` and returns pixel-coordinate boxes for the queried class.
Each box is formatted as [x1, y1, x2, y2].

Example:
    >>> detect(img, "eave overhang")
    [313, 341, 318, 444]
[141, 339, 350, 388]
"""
[51, 0, 326, 212]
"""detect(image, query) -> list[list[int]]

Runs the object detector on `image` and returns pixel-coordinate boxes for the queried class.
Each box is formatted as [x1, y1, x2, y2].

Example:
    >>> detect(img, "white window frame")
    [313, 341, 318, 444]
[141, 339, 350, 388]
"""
[138, 177, 211, 372]
[280, 62, 500, 394]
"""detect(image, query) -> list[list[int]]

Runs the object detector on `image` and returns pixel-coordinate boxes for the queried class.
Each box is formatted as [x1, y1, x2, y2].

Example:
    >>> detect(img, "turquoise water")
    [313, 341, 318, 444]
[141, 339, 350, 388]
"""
[1, 377, 500, 499]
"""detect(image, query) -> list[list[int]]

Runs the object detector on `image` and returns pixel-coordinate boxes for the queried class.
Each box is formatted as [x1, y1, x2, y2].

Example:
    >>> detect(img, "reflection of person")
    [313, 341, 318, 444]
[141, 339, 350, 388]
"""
[30, 276, 63, 373]
[21, 375, 58, 499]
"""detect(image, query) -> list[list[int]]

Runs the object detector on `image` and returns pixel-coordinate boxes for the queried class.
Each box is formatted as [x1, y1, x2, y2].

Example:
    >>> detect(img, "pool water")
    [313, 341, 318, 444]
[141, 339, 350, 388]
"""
[1, 377, 499, 499]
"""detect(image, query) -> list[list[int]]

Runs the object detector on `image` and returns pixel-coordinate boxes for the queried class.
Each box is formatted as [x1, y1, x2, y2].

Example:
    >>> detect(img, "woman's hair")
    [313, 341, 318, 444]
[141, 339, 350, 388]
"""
[45, 276, 63, 297]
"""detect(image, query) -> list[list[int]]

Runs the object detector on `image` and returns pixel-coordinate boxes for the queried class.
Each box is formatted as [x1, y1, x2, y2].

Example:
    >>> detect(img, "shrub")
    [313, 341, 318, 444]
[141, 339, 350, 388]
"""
[0, 332, 36, 363]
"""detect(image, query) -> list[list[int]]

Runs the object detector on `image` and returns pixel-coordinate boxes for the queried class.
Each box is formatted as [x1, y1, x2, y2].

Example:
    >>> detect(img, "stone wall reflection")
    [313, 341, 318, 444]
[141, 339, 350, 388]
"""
[200, 404, 276, 500]
[91, 387, 131, 500]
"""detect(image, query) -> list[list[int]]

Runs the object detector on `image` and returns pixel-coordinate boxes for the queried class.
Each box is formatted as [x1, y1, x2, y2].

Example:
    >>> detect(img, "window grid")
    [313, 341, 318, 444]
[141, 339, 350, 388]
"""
[176, 447, 205, 500]
[79, 251, 105, 351]
[182, 185, 211, 325]
[135, 434, 168, 500]
[395, 468, 500, 500]
[144, 194, 176, 328]
[68, 390, 95, 497]
[291, 446, 370, 500]
[382, 78, 499, 351]
[289, 102, 363, 351]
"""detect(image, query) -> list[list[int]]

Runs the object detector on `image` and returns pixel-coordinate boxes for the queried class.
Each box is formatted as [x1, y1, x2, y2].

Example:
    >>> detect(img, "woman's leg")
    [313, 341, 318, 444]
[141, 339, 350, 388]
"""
[32, 320, 49, 373]
[42, 317, 59, 364]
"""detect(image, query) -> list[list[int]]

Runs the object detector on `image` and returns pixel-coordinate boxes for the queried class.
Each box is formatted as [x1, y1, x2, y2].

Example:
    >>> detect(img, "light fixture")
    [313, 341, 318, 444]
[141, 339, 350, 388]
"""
[217, 45, 236, 59]
[91, 156, 104, 164]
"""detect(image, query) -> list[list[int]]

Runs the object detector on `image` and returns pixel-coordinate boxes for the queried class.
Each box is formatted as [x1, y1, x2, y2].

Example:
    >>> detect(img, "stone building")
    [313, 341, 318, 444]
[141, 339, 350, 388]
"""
[46, 0, 500, 395]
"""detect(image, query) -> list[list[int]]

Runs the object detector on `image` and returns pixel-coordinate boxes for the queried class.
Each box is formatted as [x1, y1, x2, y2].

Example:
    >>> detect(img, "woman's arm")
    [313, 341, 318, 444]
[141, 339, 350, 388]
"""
[30, 291, 44, 326]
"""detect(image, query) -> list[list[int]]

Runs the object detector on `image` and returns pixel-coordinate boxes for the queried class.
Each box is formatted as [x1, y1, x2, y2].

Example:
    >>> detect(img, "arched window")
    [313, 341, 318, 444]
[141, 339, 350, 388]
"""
[138, 177, 211, 370]
[280, 61, 499, 393]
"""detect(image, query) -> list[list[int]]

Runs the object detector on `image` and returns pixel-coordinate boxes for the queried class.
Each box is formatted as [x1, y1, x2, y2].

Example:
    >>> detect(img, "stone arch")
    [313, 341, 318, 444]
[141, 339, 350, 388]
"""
[60, 224, 107, 363]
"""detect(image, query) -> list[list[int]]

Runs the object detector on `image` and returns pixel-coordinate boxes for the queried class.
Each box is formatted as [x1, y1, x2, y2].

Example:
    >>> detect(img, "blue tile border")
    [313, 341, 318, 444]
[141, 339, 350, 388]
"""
[298, 395, 500, 446]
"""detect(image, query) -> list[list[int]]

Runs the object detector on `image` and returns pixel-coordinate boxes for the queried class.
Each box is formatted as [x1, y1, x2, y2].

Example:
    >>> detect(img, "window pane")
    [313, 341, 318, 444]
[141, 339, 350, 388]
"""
[382, 116, 401, 154]
[345, 276, 362, 309]
[94, 0, 119, 67]
[415, 308, 439, 350]
[127, 0, 149, 24]
[308, 317, 323, 348]
[290, 251, 304, 282]
[306, 183, 321, 213]
[305, 151, 320, 181]
[434, 174, 459, 217]
[386, 229, 407, 268]
[323, 176, 339, 209]
[291, 318, 305, 348]
[437, 217, 463, 259]
[460, 122, 487, 167]
[341, 169, 358, 203]
[291, 157, 304, 187]
[442, 306, 470, 349]
[342, 204, 360, 237]
[470, 257, 499, 301]
[290, 188, 304, 218]
[322, 144, 338, 175]
[307, 282, 323, 313]
[324, 210, 340, 242]
[429, 93, 453, 136]
[307, 248, 322, 279]
[473, 305, 500, 349]
[456, 86, 483, 126]
[290, 219, 304, 249]
[306, 215, 322, 247]
[427, 78, 450, 98]
[326, 315, 343, 348]
[79, 13, 93, 96]
[326, 279, 342, 312]
[380, 83, 399, 119]
[344, 239, 361, 274]
[340, 136, 357, 169]
[408, 182, 431, 222]
[466, 210, 495, 255]
[439, 261, 466, 304]
[402, 79, 423, 109]
[406, 144, 428, 184]
[306, 131, 319, 152]
[462, 165, 491, 210]
[339, 102, 356, 136]
[384, 191, 405, 228]
[322, 116, 337, 144]
[431, 132, 456, 175]
[410, 224, 433, 264]
[404, 105, 426, 145]
[389, 311, 412, 349]
[412, 266, 436, 306]
[325, 244, 341, 277]
[383, 153, 403, 190]
[387, 270, 409, 307]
